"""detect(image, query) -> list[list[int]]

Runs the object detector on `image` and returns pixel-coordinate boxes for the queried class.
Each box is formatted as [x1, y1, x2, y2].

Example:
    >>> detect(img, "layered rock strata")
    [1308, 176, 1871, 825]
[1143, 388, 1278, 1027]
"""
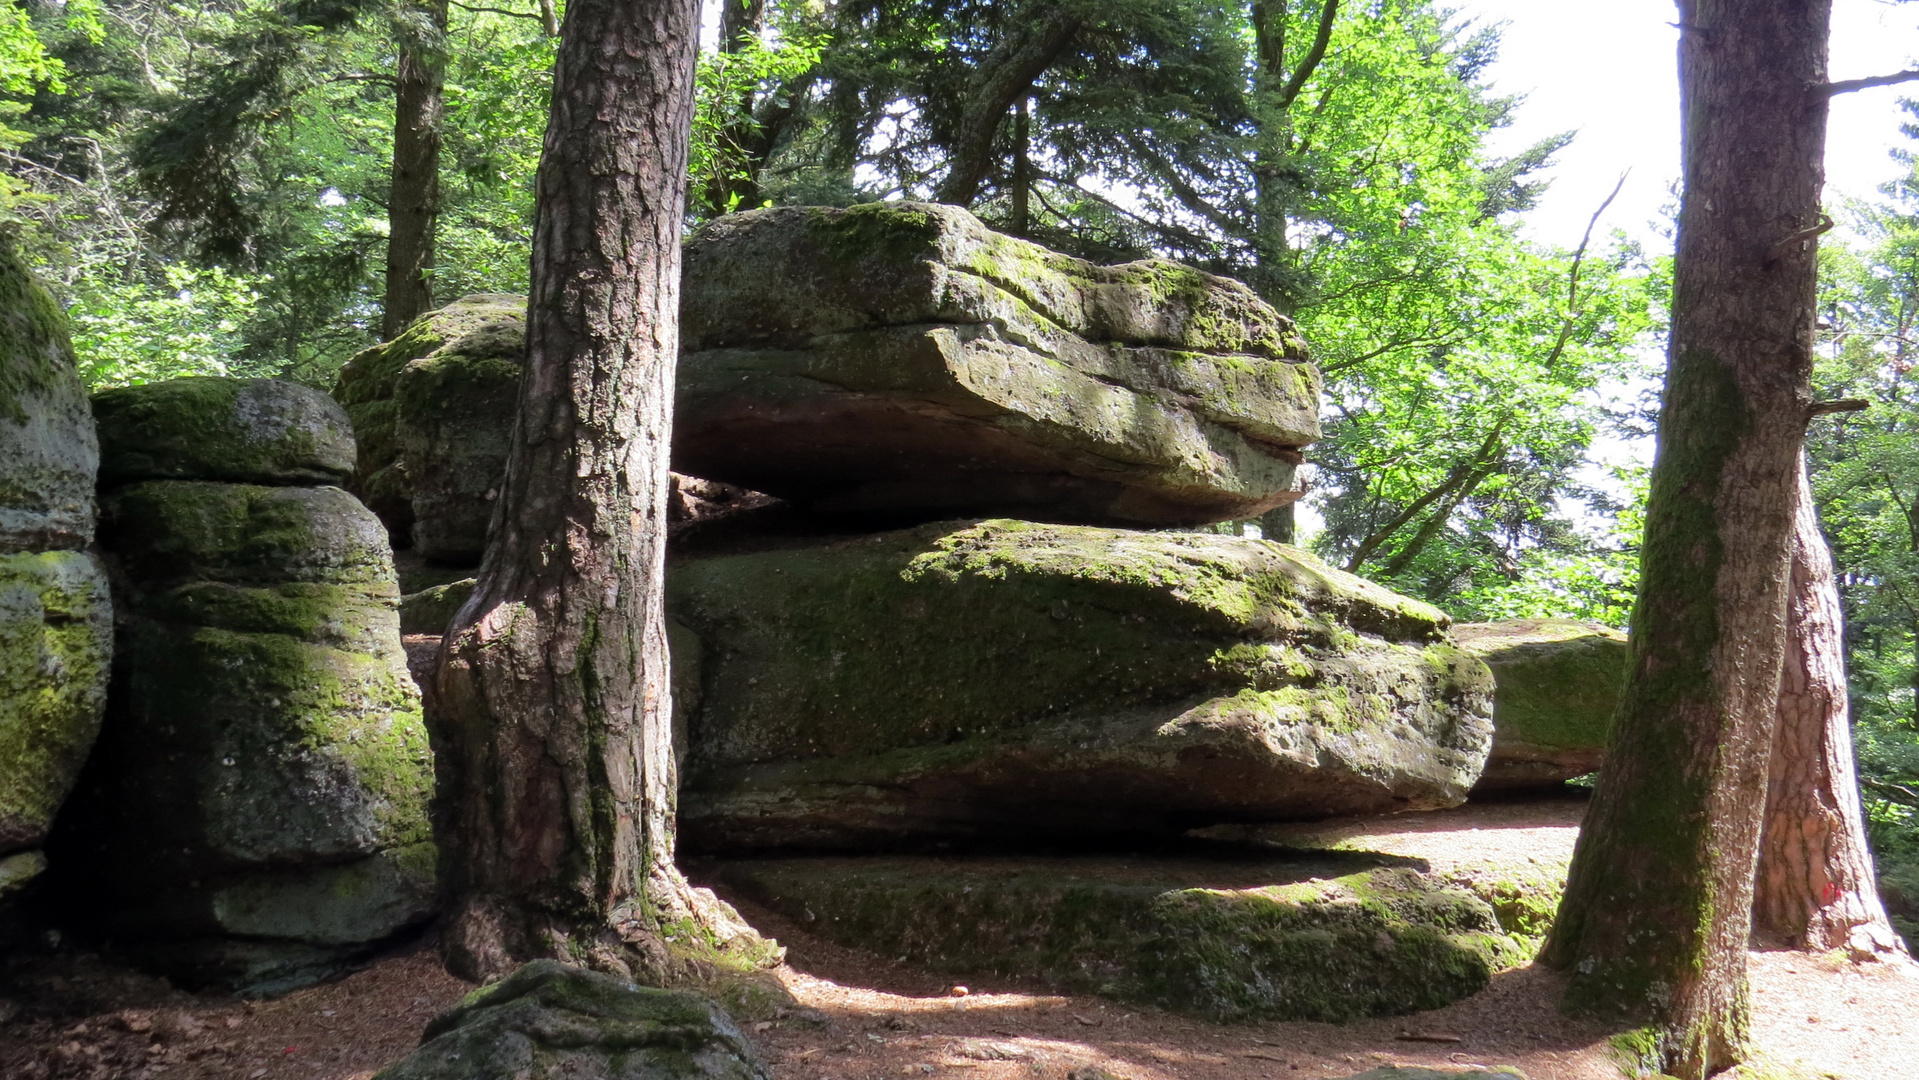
[670, 520, 1494, 852]
[52, 377, 435, 993]
[0, 248, 111, 904]
[676, 203, 1319, 525]
[1453, 618, 1627, 791]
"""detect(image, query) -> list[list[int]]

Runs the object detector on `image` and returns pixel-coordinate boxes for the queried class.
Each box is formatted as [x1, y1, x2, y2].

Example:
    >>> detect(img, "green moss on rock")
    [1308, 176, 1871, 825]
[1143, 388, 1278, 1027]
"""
[671, 522, 1492, 851]
[100, 481, 396, 590]
[1454, 619, 1627, 791]
[0, 550, 111, 853]
[0, 243, 96, 553]
[394, 345, 524, 563]
[715, 852, 1530, 1023]
[398, 577, 475, 635]
[375, 960, 768, 1080]
[93, 378, 356, 486]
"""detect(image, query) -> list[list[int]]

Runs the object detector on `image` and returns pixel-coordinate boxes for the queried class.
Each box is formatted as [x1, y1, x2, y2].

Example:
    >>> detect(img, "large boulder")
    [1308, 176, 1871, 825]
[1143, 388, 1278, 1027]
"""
[714, 849, 1531, 1023]
[330, 294, 525, 549]
[374, 960, 768, 1080]
[392, 326, 525, 563]
[669, 520, 1494, 852]
[1453, 619, 1627, 791]
[92, 377, 355, 487]
[0, 246, 109, 915]
[51, 382, 434, 992]
[675, 203, 1319, 526]
[0, 550, 111, 856]
[0, 254, 98, 554]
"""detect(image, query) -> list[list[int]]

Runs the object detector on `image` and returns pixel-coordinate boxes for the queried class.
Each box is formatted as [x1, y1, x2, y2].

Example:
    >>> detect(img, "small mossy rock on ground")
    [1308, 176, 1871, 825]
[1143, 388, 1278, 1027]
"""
[374, 959, 769, 1080]
[50, 477, 432, 992]
[670, 520, 1494, 851]
[393, 332, 524, 563]
[330, 294, 525, 548]
[0, 247, 96, 554]
[92, 377, 355, 487]
[675, 203, 1319, 527]
[711, 849, 1531, 1023]
[0, 550, 111, 855]
[399, 577, 475, 634]
[1453, 619, 1627, 792]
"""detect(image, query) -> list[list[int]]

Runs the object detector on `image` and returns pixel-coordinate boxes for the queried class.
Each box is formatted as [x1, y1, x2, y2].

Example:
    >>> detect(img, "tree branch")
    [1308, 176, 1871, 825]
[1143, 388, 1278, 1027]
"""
[1277, 0, 1340, 109]
[1821, 69, 1919, 96]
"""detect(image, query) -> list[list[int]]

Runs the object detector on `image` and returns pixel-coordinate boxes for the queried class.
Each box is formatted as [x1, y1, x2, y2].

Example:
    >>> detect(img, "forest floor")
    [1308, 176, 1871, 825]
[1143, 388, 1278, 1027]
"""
[2, 800, 1915, 1080]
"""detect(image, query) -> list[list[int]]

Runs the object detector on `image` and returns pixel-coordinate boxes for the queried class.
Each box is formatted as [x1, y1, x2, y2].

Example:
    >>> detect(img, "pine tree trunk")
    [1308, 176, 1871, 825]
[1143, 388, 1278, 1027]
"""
[1752, 459, 1905, 957]
[382, 0, 447, 340]
[1537, 2, 1831, 1076]
[432, 0, 770, 983]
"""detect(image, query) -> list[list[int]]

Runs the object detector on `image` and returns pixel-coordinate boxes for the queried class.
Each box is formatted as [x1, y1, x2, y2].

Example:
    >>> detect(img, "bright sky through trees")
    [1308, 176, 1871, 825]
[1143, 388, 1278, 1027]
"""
[1461, 0, 1916, 249]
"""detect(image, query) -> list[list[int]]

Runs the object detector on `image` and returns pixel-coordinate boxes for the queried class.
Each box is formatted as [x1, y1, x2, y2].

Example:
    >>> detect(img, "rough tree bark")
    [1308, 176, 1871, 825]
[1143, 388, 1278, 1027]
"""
[432, 0, 772, 982]
[1537, 2, 1831, 1076]
[1752, 458, 1905, 957]
[382, 0, 447, 340]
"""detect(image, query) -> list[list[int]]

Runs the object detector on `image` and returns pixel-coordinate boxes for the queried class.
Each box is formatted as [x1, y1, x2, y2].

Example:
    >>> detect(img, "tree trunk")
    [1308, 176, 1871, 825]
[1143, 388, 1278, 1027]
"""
[931, 8, 1080, 207]
[433, 0, 771, 983]
[1010, 97, 1032, 235]
[1537, 2, 1830, 1077]
[382, 0, 447, 340]
[1752, 458, 1905, 957]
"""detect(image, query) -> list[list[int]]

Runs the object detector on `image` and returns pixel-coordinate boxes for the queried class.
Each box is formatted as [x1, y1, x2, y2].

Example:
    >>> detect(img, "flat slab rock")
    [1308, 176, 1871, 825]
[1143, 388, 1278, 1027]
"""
[670, 520, 1494, 852]
[676, 203, 1319, 526]
[707, 846, 1537, 1023]
[373, 960, 768, 1080]
[1453, 619, 1626, 792]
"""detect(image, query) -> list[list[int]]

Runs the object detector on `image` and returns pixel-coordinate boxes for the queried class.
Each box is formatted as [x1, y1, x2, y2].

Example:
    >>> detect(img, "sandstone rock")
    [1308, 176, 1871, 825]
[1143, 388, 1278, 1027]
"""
[669, 520, 1494, 851]
[399, 577, 475, 635]
[1454, 619, 1626, 791]
[0, 251, 97, 553]
[715, 850, 1531, 1022]
[674, 203, 1319, 526]
[331, 295, 525, 548]
[52, 465, 432, 991]
[92, 378, 356, 487]
[394, 335, 522, 563]
[0, 550, 112, 855]
[374, 960, 768, 1080]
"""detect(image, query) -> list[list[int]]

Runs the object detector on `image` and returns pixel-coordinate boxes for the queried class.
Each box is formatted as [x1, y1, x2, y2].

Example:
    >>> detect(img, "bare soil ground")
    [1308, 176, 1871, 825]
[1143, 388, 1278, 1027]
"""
[3, 800, 1913, 1080]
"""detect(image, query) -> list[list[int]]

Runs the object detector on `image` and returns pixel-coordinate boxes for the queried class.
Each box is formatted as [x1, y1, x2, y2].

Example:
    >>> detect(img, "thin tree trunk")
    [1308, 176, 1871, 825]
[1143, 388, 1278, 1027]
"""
[1010, 97, 1032, 235]
[382, 0, 447, 340]
[931, 8, 1080, 207]
[1752, 459, 1904, 957]
[1538, 2, 1831, 1077]
[433, 0, 770, 983]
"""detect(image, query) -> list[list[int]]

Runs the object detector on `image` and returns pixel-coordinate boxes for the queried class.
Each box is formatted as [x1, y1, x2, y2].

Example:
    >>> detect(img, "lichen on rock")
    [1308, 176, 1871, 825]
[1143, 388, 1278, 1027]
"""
[373, 960, 769, 1080]
[0, 243, 97, 554]
[1453, 618, 1627, 791]
[0, 550, 111, 855]
[92, 378, 356, 487]
[671, 520, 1493, 851]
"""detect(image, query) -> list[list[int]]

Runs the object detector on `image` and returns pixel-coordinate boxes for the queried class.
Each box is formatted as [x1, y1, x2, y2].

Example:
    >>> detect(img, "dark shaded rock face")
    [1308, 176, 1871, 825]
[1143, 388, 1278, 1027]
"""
[374, 960, 768, 1080]
[0, 246, 110, 905]
[330, 294, 525, 553]
[1453, 619, 1627, 792]
[675, 203, 1319, 527]
[669, 520, 1494, 852]
[711, 851, 1532, 1023]
[51, 380, 434, 994]
[92, 377, 356, 487]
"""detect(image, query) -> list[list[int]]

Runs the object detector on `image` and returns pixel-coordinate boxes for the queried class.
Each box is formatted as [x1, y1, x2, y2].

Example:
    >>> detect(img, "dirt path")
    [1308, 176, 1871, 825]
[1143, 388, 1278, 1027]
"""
[3, 801, 1914, 1080]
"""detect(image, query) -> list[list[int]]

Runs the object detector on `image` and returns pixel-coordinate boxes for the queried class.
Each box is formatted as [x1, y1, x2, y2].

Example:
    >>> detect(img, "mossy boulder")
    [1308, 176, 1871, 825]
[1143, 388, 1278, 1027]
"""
[675, 203, 1319, 526]
[712, 849, 1530, 1023]
[0, 248, 96, 554]
[373, 959, 768, 1080]
[51, 478, 432, 992]
[399, 577, 475, 635]
[393, 338, 523, 563]
[1453, 619, 1627, 791]
[93, 377, 355, 487]
[670, 520, 1494, 851]
[330, 294, 525, 548]
[0, 550, 111, 854]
